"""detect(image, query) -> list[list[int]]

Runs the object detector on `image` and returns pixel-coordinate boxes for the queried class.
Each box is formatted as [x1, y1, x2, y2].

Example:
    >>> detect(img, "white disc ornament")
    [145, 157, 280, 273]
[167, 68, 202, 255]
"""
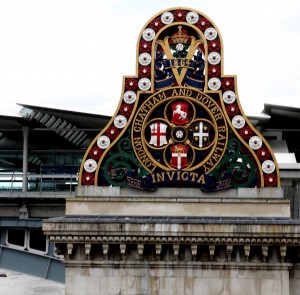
[204, 27, 217, 40]
[208, 78, 221, 90]
[114, 115, 127, 129]
[139, 53, 151, 66]
[262, 160, 276, 174]
[143, 28, 155, 41]
[208, 52, 221, 65]
[84, 159, 97, 173]
[186, 12, 199, 24]
[124, 91, 136, 104]
[97, 135, 110, 149]
[232, 115, 245, 129]
[249, 136, 263, 150]
[223, 91, 236, 104]
[161, 12, 174, 24]
[138, 78, 151, 91]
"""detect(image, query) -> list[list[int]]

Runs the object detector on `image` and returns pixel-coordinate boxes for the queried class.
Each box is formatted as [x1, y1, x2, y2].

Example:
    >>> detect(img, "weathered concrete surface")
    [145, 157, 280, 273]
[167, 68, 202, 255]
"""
[76, 186, 283, 199]
[66, 198, 290, 217]
[64, 263, 290, 295]
[0, 268, 64, 295]
[70, 187, 289, 218]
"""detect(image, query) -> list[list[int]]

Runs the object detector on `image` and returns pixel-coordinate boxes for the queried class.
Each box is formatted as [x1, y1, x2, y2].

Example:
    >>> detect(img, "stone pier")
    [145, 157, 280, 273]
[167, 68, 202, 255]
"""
[43, 187, 300, 295]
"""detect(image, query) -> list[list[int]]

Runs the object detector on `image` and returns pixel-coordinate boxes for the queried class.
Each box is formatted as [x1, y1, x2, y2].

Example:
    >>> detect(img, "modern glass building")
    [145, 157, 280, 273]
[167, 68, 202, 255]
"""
[0, 103, 109, 282]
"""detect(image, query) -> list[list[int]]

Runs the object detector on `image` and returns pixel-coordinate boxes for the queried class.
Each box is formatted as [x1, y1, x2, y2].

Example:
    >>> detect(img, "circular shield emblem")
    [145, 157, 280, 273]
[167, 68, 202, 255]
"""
[131, 87, 227, 174]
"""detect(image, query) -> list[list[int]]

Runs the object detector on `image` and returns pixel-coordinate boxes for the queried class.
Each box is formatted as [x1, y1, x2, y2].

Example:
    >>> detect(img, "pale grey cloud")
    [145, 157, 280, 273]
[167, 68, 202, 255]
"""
[0, 0, 299, 115]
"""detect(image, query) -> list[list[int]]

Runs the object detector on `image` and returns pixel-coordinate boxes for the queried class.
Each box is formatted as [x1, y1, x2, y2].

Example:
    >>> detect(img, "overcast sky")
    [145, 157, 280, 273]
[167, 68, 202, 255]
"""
[0, 0, 300, 116]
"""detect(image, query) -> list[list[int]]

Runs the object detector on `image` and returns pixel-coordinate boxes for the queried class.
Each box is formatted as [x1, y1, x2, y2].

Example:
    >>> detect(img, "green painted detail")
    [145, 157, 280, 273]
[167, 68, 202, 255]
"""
[102, 136, 148, 187]
[210, 135, 258, 188]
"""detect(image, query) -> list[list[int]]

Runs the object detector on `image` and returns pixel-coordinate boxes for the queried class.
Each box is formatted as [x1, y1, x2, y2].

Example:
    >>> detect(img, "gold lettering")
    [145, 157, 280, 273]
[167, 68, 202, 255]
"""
[166, 171, 176, 180]
[210, 106, 218, 114]
[211, 152, 221, 162]
[139, 153, 148, 162]
[218, 133, 226, 142]
[197, 174, 205, 184]
[186, 89, 192, 97]
[140, 108, 148, 117]
[153, 96, 161, 104]
[200, 96, 208, 104]
[214, 113, 223, 121]
[172, 88, 178, 97]
[133, 137, 156, 172]
[218, 126, 226, 133]
[133, 137, 142, 145]
[148, 164, 156, 173]
[190, 172, 198, 182]
[179, 88, 186, 96]
[157, 172, 165, 182]
[158, 92, 166, 100]
[215, 146, 224, 153]
[181, 171, 189, 181]
[196, 93, 203, 100]
[133, 119, 143, 132]
[206, 158, 213, 167]
[207, 100, 214, 108]
[151, 173, 157, 183]
[203, 165, 211, 173]
[145, 100, 154, 109]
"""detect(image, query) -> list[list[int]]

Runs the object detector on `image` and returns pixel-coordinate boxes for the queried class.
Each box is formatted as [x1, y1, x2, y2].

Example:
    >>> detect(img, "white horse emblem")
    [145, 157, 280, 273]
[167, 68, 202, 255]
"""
[173, 104, 187, 121]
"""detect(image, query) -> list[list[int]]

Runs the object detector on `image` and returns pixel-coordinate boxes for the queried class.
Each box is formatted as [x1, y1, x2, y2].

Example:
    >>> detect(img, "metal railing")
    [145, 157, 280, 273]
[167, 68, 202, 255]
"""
[0, 173, 78, 193]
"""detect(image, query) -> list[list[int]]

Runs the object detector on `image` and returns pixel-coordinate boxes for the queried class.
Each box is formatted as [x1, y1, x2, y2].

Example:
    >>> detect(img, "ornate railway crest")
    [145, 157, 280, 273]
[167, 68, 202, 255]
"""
[132, 87, 227, 175]
[79, 7, 280, 191]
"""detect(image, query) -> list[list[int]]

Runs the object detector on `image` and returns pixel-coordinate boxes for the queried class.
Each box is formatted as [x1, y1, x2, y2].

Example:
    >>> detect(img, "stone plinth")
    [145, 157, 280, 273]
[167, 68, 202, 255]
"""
[68, 187, 290, 218]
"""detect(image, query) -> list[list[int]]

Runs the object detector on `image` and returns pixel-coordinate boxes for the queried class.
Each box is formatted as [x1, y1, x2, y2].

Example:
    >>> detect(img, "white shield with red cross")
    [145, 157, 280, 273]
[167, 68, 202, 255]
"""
[171, 101, 189, 125]
[170, 144, 188, 169]
[149, 122, 168, 147]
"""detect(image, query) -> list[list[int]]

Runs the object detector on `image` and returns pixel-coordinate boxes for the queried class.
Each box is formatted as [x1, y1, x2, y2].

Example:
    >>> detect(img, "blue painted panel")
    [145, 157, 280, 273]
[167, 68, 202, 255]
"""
[47, 259, 65, 283]
[0, 246, 64, 283]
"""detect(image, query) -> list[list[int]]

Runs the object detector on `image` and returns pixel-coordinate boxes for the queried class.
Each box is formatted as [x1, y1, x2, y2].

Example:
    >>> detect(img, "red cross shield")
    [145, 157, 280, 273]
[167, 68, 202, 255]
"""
[149, 122, 168, 147]
[170, 144, 188, 169]
[171, 101, 189, 125]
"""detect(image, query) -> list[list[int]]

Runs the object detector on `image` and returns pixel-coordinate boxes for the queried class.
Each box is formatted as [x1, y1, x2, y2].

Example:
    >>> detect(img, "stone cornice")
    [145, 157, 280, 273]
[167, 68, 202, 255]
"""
[44, 218, 300, 263]
[64, 260, 293, 271]
[43, 218, 300, 241]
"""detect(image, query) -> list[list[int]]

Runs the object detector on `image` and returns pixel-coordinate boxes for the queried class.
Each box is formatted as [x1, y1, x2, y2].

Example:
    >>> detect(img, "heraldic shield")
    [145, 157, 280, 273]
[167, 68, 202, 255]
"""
[78, 7, 280, 191]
